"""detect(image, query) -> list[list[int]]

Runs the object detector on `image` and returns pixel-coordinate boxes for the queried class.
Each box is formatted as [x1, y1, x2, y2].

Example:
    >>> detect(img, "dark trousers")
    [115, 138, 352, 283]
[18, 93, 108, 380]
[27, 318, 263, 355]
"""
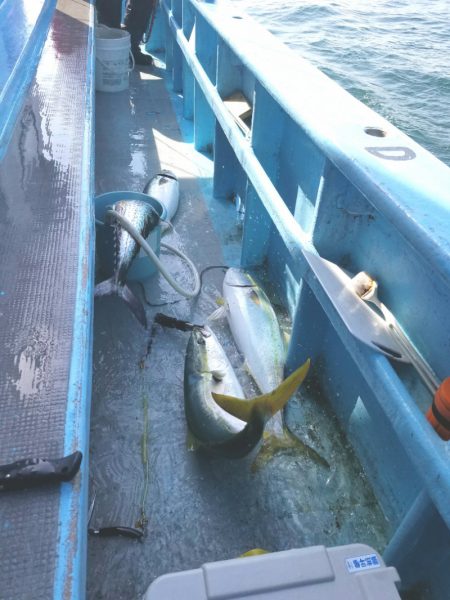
[124, 0, 154, 51]
[96, 0, 154, 51]
[96, 0, 121, 28]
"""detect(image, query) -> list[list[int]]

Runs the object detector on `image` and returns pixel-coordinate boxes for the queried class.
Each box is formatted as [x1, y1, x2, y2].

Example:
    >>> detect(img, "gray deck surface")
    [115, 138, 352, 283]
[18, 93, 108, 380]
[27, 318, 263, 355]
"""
[88, 64, 390, 599]
[0, 3, 93, 600]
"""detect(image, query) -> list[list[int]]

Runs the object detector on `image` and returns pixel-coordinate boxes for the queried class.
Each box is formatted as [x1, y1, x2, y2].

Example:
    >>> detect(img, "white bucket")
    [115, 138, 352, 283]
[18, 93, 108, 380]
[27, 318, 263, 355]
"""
[95, 25, 134, 93]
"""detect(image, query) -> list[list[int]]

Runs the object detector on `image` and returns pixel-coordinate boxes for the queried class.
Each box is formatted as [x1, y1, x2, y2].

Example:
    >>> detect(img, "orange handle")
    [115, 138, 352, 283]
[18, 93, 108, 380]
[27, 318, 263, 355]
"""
[426, 377, 450, 441]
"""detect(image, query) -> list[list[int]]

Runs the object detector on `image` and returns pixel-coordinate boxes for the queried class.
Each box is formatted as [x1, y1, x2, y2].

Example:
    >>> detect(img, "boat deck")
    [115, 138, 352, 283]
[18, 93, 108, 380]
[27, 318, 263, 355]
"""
[88, 60, 389, 600]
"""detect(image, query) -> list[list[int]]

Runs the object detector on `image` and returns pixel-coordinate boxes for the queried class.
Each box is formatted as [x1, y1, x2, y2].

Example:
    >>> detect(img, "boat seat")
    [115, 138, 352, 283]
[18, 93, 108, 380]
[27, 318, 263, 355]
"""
[0, 1, 94, 598]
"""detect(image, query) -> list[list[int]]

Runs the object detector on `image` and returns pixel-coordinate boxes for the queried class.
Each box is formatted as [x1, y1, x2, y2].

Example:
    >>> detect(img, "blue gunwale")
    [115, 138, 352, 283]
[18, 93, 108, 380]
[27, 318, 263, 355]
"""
[53, 2, 96, 597]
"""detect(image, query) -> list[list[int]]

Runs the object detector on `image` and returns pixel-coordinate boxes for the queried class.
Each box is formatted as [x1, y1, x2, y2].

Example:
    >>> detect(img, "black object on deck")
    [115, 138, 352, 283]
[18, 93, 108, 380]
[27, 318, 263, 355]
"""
[0, 451, 82, 492]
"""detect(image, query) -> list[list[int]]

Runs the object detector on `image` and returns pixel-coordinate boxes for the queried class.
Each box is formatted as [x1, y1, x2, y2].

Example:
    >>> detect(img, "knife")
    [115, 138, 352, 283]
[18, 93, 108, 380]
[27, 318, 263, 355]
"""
[0, 451, 82, 491]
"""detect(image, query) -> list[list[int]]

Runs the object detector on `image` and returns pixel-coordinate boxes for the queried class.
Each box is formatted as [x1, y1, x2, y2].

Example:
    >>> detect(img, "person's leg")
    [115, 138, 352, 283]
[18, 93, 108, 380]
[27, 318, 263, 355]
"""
[96, 0, 122, 28]
[124, 0, 155, 65]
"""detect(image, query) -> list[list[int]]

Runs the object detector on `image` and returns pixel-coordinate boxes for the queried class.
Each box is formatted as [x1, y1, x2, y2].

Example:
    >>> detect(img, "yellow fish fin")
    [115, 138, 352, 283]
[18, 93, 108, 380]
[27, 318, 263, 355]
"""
[240, 548, 269, 557]
[212, 359, 310, 422]
[251, 429, 330, 473]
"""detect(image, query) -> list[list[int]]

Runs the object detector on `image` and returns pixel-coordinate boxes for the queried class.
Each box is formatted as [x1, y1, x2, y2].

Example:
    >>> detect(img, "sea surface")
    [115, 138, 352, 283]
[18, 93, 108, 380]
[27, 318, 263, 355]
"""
[231, 0, 450, 167]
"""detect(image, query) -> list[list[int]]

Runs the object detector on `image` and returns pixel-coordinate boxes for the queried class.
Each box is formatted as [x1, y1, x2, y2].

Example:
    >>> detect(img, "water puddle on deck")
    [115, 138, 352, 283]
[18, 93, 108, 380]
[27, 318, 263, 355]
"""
[87, 253, 390, 599]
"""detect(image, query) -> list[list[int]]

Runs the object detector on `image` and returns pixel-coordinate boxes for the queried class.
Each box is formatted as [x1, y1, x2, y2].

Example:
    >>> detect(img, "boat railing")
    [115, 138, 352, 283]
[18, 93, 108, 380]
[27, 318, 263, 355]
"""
[157, 0, 450, 589]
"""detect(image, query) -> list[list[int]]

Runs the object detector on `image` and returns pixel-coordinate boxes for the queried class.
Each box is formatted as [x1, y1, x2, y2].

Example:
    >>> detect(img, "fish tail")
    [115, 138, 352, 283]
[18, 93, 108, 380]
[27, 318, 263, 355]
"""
[94, 276, 117, 298]
[94, 277, 147, 328]
[251, 430, 330, 472]
[212, 359, 311, 422]
[202, 411, 266, 459]
[120, 284, 147, 328]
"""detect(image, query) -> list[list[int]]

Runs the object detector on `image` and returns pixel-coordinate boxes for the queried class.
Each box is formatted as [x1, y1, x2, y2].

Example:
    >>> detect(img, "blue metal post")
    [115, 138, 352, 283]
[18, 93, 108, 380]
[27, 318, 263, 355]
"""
[213, 122, 245, 199]
[194, 83, 215, 152]
[182, 0, 194, 38]
[384, 490, 450, 590]
[213, 41, 246, 197]
[164, 16, 173, 73]
[181, 0, 195, 119]
[172, 0, 182, 23]
[285, 278, 329, 373]
[241, 84, 285, 267]
[168, 0, 182, 91]
[194, 16, 217, 152]
[216, 40, 242, 101]
[182, 58, 194, 119]
[240, 182, 271, 268]
[172, 44, 183, 93]
[251, 83, 285, 185]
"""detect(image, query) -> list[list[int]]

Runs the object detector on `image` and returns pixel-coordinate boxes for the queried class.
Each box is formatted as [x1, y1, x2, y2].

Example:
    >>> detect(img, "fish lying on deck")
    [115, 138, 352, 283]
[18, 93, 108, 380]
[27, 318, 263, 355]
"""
[210, 268, 329, 468]
[184, 326, 310, 459]
[95, 200, 160, 328]
[214, 268, 285, 395]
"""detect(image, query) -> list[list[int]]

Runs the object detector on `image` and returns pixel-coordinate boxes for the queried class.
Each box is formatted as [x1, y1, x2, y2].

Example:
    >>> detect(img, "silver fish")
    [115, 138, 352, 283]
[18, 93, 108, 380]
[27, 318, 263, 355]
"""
[184, 326, 310, 459]
[143, 170, 179, 222]
[209, 268, 285, 435]
[94, 200, 160, 328]
[222, 268, 285, 394]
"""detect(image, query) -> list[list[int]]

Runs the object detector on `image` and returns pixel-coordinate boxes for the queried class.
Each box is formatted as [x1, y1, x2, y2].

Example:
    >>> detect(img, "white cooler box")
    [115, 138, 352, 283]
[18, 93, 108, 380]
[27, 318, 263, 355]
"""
[143, 543, 401, 599]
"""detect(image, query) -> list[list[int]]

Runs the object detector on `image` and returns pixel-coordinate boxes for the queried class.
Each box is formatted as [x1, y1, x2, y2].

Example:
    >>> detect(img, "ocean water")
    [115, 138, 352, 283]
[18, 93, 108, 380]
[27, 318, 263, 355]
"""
[231, 0, 450, 167]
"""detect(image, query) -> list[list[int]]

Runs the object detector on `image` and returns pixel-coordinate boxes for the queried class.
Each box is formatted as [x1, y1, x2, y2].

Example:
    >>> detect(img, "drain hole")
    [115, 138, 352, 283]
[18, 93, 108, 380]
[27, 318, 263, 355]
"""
[232, 15, 243, 19]
[364, 127, 387, 138]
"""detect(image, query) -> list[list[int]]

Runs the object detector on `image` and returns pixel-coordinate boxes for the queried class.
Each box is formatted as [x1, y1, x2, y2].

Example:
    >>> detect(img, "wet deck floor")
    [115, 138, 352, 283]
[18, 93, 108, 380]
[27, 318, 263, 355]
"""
[87, 62, 390, 599]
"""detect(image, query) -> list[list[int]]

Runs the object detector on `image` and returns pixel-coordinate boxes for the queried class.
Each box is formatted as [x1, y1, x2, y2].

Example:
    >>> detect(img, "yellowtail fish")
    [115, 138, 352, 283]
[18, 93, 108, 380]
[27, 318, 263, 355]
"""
[210, 268, 284, 395]
[184, 326, 310, 459]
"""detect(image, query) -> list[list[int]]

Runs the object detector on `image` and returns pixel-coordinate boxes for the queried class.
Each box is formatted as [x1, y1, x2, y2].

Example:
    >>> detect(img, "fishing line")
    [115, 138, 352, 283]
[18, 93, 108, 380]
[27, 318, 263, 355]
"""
[137, 265, 230, 308]
[137, 281, 183, 308]
[199, 265, 229, 287]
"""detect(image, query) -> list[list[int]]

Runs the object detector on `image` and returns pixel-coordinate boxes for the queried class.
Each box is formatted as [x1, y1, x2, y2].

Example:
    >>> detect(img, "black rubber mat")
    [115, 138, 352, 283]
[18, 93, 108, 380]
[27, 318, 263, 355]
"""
[0, 2, 94, 599]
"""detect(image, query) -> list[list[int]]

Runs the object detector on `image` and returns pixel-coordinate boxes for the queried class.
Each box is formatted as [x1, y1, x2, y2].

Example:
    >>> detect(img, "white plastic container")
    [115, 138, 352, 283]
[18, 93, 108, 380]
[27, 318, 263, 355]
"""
[144, 544, 401, 600]
[95, 25, 134, 92]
